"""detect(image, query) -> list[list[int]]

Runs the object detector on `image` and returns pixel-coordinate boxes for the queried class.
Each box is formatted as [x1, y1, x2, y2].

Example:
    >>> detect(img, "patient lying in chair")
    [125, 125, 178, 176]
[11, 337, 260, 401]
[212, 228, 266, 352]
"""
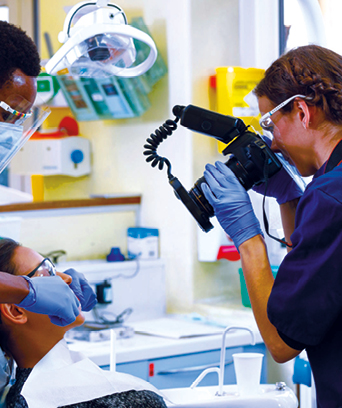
[0, 238, 167, 408]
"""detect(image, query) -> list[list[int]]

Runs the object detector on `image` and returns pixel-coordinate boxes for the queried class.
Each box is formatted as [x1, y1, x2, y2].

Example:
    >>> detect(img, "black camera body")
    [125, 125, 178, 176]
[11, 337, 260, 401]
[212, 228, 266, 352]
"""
[144, 104, 282, 232]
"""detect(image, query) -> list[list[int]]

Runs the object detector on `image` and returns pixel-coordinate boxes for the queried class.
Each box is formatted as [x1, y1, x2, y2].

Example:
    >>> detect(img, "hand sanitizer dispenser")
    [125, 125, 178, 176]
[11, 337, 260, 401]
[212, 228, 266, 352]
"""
[10, 117, 91, 177]
[197, 217, 240, 262]
[10, 136, 91, 177]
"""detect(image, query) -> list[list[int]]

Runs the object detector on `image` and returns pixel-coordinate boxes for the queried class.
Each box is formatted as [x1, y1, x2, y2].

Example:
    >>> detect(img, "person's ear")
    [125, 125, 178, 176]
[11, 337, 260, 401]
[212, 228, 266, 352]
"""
[0, 303, 28, 325]
[296, 99, 311, 129]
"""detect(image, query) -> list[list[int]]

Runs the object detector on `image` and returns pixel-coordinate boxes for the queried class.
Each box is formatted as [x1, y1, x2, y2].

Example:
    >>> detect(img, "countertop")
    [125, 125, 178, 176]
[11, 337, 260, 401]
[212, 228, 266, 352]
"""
[67, 311, 263, 367]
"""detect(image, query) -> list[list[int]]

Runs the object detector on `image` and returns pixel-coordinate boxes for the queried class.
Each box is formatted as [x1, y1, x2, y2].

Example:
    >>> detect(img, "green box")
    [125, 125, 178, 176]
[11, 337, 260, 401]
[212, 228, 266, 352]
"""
[238, 266, 279, 308]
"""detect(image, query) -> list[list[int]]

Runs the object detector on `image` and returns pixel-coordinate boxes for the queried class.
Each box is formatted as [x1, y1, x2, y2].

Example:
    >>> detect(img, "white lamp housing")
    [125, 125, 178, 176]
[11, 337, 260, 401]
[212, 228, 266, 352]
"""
[46, 1, 158, 78]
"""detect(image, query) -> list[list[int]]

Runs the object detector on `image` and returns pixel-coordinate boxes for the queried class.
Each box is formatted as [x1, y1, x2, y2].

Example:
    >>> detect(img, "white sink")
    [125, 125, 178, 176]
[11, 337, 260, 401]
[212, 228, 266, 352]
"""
[162, 384, 298, 408]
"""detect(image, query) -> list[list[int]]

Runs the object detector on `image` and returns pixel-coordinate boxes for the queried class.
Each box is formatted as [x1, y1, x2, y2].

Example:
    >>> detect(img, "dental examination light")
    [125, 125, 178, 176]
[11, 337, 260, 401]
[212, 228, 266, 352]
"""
[45, 0, 158, 78]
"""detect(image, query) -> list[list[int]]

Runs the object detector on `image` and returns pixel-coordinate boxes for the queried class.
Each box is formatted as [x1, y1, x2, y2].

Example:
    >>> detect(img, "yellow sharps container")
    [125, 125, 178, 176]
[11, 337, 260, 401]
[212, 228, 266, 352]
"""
[214, 66, 265, 152]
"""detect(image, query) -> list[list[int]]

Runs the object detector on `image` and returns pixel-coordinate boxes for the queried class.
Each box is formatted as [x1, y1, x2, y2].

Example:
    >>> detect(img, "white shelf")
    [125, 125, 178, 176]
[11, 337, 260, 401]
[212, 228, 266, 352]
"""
[0, 196, 142, 224]
[57, 258, 165, 284]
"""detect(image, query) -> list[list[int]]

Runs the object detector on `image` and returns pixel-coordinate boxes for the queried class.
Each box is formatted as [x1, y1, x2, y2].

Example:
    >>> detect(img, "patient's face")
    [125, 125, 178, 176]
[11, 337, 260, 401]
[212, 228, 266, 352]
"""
[12, 246, 85, 330]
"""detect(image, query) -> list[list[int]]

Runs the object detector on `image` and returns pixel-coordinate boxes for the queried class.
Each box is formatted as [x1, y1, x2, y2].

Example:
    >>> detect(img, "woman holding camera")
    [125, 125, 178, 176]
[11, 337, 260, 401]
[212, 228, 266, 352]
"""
[203, 44, 342, 408]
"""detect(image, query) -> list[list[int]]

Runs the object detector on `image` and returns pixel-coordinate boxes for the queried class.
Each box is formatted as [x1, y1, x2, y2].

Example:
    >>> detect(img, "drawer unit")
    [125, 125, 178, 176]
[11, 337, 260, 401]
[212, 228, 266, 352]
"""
[115, 360, 149, 381]
[146, 346, 243, 389]
[102, 343, 267, 390]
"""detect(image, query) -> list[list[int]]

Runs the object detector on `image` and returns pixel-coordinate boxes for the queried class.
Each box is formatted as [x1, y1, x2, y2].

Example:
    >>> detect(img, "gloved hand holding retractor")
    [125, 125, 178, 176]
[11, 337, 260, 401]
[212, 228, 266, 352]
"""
[64, 268, 97, 311]
[17, 275, 81, 326]
[202, 161, 263, 249]
[252, 136, 305, 204]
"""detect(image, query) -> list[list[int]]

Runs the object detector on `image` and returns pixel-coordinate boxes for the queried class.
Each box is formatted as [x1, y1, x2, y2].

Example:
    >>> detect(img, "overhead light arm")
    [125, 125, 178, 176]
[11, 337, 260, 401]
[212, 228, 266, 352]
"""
[58, 1, 128, 44]
[45, 1, 158, 78]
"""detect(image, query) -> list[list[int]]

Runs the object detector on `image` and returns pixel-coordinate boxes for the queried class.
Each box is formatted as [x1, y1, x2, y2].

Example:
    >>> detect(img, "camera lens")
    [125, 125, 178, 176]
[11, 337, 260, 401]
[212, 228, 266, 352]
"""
[188, 176, 215, 219]
[169, 176, 214, 232]
[170, 130, 282, 234]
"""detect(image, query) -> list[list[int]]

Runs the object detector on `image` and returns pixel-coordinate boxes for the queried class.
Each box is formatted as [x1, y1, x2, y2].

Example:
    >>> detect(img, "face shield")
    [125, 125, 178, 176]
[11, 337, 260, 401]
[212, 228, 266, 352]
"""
[260, 131, 307, 194]
[0, 94, 51, 174]
[257, 93, 308, 192]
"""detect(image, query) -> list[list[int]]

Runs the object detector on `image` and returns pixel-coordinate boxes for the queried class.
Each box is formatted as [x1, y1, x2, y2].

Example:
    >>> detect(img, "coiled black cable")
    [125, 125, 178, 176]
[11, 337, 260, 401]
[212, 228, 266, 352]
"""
[143, 116, 180, 179]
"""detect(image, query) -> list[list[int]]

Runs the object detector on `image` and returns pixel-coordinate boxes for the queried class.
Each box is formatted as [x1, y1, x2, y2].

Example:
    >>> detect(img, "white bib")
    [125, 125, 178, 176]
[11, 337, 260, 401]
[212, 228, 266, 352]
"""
[21, 339, 162, 408]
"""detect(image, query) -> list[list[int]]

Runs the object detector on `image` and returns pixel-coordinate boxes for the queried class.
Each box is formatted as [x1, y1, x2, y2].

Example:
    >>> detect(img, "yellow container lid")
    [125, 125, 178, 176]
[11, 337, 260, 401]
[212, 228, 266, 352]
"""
[213, 66, 265, 152]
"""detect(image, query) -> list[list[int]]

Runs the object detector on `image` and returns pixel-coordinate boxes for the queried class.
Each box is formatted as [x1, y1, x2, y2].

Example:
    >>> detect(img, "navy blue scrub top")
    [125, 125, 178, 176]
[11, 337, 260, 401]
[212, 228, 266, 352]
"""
[267, 162, 342, 408]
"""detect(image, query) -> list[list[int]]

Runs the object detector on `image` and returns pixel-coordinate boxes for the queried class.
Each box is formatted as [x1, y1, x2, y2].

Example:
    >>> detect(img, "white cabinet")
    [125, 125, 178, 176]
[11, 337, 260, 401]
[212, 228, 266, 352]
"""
[68, 316, 266, 390]
[105, 343, 267, 389]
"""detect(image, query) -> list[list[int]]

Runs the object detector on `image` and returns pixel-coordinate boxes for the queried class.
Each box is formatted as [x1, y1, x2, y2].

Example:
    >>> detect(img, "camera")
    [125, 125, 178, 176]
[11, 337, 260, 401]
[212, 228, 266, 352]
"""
[143, 104, 282, 232]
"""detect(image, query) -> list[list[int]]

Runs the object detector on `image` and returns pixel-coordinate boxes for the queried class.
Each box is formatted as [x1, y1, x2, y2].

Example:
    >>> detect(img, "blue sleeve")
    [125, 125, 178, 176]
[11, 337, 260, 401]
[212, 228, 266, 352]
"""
[277, 330, 306, 351]
[267, 186, 342, 347]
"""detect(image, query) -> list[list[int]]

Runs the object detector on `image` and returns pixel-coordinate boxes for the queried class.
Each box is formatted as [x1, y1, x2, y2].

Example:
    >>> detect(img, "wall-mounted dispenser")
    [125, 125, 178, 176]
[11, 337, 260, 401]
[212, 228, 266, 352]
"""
[10, 117, 91, 177]
[10, 136, 91, 177]
[197, 217, 240, 262]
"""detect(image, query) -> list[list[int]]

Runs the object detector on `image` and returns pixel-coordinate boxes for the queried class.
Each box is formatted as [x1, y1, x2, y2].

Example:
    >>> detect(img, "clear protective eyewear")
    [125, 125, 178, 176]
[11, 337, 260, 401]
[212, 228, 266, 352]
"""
[0, 93, 51, 174]
[259, 94, 307, 132]
[0, 100, 33, 125]
[26, 258, 56, 278]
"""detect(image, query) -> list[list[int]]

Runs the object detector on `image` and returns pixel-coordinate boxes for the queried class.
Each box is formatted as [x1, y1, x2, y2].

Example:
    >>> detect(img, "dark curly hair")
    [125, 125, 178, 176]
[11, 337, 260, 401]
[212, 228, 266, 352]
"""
[254, 44, 342, 125]
[0, 21, 41, 88]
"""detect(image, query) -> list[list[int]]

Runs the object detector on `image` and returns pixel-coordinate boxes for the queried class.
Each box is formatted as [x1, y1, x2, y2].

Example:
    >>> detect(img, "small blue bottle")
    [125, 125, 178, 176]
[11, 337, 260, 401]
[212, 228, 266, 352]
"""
[106, 247, 125, 262]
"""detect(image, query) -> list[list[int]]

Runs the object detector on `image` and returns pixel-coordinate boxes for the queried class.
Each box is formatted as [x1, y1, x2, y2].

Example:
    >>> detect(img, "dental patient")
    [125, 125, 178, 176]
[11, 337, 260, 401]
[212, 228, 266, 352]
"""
[0, 238, 167, 408]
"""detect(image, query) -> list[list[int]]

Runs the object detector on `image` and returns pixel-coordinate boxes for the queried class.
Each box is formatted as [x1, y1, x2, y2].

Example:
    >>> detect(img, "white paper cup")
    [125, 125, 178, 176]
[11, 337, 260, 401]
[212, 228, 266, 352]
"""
[233, 352, 264, 396]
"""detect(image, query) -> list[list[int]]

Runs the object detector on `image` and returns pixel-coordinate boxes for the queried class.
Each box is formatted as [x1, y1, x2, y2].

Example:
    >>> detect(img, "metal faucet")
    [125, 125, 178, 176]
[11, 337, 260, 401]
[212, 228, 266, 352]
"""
[217, 326, 255, 396]
[190, 325, 255, 397]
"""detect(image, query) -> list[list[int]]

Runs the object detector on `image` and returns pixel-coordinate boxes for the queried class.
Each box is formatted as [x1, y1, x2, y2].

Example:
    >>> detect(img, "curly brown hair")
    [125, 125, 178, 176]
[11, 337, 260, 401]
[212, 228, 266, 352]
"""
[254, 45, 342, 125]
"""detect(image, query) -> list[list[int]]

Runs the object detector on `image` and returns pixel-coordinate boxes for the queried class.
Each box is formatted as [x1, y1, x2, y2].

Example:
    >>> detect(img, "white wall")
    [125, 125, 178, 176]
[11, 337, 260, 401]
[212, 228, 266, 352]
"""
[20, 0, 280, 313]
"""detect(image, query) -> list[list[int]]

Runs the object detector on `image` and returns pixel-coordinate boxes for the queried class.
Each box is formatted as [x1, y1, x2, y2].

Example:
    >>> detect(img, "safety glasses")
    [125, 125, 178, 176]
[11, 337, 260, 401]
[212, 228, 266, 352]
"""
[0, 100, 33, 125]
[259, 94, 307, 132]
[26, 258, 56, 278]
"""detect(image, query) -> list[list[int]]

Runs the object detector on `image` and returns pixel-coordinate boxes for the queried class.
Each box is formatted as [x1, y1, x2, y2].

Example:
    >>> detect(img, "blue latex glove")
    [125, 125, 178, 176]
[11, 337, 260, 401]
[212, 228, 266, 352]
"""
[17, 275, 80, 326]
[63, 268, 97, 311]
[203, 161, 263, 249]
[253, 136, 304, 204]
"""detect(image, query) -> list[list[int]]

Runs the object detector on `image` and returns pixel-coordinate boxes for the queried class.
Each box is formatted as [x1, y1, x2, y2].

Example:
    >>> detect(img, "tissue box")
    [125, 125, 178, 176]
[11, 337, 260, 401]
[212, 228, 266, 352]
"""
[127, 227, 159, 259]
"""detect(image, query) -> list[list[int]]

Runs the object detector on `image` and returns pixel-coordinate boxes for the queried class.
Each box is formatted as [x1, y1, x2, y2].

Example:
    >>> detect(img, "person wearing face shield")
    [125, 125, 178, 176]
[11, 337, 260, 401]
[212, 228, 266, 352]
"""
[202, 44, 342, 408]
[0, 21, 97, 397]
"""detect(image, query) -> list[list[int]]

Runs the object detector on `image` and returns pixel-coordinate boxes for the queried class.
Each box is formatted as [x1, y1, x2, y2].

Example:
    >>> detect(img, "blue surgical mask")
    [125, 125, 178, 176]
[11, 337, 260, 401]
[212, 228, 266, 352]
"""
[0, 122, 24, 174]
